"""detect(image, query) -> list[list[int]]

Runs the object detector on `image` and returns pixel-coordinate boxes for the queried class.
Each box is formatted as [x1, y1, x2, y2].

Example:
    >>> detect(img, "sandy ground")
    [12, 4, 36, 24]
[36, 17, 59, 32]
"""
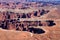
[0, 21, 60, 40]
[0, 5, 60, 40]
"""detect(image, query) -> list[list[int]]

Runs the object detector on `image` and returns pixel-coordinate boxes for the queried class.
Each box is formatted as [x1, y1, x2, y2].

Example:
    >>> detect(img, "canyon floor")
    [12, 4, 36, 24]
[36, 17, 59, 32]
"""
[0, 21, 60, 40]
[0, 5, 60, 40]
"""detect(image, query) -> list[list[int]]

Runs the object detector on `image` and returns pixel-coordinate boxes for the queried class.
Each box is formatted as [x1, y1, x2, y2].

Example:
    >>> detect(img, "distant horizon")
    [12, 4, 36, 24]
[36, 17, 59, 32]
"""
[0, 0, 60, 2]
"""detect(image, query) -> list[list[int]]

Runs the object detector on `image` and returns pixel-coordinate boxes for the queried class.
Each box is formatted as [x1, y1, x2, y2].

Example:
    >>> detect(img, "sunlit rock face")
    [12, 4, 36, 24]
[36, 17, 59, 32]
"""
[0, 29, 33, 40]
[0, 0, 60, 40]
[0, 21, 60, 40]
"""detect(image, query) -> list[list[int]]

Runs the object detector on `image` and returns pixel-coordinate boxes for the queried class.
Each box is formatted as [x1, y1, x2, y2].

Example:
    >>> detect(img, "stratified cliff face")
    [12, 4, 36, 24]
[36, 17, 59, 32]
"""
[40, 7, 60, 19]
[0, 7, 60, 40]
[0, 1, 60, 40]
[33, 21, 60, 40]
[0, 21, 60, 40]
[46, 8, 60, 19]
